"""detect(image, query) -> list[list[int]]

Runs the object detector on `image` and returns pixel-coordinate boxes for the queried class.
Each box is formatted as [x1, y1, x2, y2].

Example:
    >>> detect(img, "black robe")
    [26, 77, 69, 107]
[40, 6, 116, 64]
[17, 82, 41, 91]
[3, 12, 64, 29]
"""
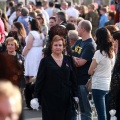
[34, 55, 78, 120]
[109, 53, 120, 119]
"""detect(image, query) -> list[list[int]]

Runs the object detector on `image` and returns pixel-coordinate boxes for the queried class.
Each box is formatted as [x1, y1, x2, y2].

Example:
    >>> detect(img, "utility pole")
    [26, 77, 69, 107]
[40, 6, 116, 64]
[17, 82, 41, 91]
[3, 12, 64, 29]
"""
[0, 0, 7, 13]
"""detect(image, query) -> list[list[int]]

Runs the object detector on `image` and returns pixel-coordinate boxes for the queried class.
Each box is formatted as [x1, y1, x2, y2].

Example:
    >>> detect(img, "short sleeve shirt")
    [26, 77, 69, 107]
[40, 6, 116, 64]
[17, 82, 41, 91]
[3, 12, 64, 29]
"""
[72, 38, 96, 85]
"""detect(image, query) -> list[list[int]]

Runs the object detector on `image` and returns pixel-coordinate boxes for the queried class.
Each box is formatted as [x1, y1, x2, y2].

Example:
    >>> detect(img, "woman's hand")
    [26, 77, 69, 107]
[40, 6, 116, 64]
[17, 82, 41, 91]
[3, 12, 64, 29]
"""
[109, 109, 117, 120]
[22, 33, 34, 56]
[30, 98, 39, 110]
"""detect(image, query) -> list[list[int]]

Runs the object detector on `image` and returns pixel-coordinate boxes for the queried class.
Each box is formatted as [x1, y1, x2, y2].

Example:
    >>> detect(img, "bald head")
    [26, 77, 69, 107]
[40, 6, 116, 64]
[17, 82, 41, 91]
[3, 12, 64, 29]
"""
[78, 20, 92, 33]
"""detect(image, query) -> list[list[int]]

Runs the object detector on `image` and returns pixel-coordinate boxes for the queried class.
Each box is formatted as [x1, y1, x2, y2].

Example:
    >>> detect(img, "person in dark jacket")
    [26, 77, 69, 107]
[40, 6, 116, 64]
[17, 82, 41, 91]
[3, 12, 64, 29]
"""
[56, 11, 67, 27]
[109, 31, 120, 119]
[31, 35, 79, 120]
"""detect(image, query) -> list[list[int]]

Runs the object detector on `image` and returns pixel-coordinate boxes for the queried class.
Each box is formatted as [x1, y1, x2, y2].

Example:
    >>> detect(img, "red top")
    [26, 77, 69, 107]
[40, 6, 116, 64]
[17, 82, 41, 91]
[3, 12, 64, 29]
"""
[0, 18, 5, 43]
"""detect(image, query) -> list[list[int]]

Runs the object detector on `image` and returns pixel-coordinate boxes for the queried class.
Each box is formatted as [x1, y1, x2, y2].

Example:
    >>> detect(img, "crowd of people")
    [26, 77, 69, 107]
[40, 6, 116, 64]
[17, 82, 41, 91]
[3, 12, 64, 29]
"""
[0, 0, 120, 120]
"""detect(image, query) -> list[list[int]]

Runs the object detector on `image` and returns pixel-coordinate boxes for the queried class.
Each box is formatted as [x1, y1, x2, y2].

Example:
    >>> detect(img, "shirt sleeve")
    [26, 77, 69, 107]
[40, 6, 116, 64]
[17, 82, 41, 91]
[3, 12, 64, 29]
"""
[93, 50, 101, 64]
[81, 44, 95, 61]
[9, 12, 17, 25]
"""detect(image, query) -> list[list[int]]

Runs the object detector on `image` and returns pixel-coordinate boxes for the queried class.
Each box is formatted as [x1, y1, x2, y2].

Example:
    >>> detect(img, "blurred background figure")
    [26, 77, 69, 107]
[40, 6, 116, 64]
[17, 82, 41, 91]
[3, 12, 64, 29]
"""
[0, 9, 5, 43]
[105, 11, 115, 26]
[6, 1, 15, 17]
[68, 16, 77, 29]
[85, 4, 99, 37]
[68, 30, 79, 47]
[109, 31, 120, 120]
[49, 16, 57, 29]
[11, 22, 26, 52]
[66, 1, 79, 19]
[17, 7, 29, 35]
[22, 18, 44, 109]
[78, 5, 88, 19]
[99, 7, 108, 28]
[36, 13, 48, 36]
[45, 1, 55, 18]
[0, 80, 22, 120]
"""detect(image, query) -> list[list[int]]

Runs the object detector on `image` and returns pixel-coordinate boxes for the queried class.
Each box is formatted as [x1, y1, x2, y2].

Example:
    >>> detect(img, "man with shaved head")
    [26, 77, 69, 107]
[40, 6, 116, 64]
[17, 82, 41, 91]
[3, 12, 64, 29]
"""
[72, 20, 96, 120]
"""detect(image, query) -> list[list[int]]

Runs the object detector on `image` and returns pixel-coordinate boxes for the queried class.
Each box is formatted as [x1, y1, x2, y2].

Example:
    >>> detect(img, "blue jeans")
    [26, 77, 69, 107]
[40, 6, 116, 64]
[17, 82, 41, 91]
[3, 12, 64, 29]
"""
[105, 93, 110, 120]
[80, 85, 92, 120]
[72, 85, 92, 120]
[92, 89, 109, 120]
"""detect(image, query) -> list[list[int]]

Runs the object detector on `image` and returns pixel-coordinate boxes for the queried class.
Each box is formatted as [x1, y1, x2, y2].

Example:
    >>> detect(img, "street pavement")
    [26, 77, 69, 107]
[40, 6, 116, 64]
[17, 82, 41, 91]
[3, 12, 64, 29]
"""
[24, 108, 97, 120]
[23, 99, 97, 120]
[24, 109, 42, 120]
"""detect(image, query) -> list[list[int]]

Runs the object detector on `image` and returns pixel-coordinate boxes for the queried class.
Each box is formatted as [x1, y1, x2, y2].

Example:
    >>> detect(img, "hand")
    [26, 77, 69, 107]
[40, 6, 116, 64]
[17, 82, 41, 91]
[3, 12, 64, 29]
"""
[109, 109, 116, 116]
[73, 97, 79, 103]
[30, 98, 39, 110]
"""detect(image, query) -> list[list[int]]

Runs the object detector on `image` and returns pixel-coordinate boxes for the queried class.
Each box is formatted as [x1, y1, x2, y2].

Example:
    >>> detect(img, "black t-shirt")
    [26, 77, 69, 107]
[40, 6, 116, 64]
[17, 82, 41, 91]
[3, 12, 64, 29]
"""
[72, 38, 96, 85]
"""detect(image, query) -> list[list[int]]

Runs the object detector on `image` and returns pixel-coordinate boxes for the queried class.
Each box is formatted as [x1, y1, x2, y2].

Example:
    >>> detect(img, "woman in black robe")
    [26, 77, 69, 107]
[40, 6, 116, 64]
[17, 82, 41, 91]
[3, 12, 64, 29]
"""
[32, 35, 78, 120]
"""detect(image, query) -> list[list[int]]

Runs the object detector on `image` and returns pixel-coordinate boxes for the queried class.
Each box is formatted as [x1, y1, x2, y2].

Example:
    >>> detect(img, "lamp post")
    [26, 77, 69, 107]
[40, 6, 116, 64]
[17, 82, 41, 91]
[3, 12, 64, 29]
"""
[0, 0, 7, 13]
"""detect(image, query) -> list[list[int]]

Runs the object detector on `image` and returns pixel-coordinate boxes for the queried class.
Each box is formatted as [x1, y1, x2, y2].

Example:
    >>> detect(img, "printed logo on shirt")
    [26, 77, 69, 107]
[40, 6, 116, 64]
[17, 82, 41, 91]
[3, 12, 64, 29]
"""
[74, 46, 82, 54]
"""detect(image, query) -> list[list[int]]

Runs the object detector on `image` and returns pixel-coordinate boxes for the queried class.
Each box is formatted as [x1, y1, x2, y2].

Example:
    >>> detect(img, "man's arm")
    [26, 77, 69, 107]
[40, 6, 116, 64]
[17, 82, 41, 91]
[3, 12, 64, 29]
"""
[73, 57, 87, 67]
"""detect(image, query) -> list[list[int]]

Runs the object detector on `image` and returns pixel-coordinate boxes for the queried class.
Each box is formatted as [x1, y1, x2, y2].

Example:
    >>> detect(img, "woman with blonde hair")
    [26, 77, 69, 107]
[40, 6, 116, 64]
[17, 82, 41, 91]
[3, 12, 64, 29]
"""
[36, 13, 48, 36]
[78, 5, 88, 19]
[12, 22, 26, 52]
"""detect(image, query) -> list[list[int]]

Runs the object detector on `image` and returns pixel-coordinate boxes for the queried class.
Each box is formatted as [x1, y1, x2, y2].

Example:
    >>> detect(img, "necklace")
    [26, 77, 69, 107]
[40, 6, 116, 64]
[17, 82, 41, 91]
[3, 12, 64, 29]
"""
[51, 53, 63, 61]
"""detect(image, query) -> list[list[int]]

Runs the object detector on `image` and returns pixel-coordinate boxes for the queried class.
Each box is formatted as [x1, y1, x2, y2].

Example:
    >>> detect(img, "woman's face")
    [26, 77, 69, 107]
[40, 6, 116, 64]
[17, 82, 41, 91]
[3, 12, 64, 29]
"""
[12, 25, 18, 32]
[0, 96, 21, 120]
[36, 16, 43, 25]
[79, 9, 83, 14]
[49, 19, 56, 28]
[7, 41, 16, 52]
[16, 9, 21, 17]
[69, 17, 77, 25]
[51, 40, 64, 55]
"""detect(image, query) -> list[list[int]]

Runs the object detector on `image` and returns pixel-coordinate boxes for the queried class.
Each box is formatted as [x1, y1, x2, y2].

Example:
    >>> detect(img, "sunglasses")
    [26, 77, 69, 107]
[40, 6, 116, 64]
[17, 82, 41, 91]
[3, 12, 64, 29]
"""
[36, 17, 42, 20]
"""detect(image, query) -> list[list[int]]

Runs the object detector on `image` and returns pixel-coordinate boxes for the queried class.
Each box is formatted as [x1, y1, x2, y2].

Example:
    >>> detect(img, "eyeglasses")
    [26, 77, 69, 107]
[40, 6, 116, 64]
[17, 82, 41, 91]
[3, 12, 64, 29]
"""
[36, 17, 42, 20]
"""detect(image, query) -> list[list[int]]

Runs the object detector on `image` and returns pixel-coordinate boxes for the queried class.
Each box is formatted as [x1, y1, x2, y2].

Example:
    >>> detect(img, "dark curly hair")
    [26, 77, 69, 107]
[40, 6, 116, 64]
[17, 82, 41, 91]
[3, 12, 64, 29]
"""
[44, 25, 67, 56]
[29, 17, 41, 33]
[95, 27, 114, 59]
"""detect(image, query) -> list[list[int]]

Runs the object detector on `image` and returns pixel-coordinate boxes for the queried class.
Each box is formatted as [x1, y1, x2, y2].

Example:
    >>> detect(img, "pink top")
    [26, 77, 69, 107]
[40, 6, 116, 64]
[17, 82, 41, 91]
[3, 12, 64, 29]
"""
[0, 18, 5, 43]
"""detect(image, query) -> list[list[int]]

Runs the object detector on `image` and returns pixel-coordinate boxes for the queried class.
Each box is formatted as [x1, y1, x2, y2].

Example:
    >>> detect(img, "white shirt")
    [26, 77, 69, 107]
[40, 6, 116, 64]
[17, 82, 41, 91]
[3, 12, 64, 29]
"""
[115, 22, 120, 30]
[8, 11, 17, 25]
[41, 8, 49, 25]
[65, 7, 79, 19]
[6, 8, 11, 17]
[45, 7, 54, 18]
[92, 50, 115, 91]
